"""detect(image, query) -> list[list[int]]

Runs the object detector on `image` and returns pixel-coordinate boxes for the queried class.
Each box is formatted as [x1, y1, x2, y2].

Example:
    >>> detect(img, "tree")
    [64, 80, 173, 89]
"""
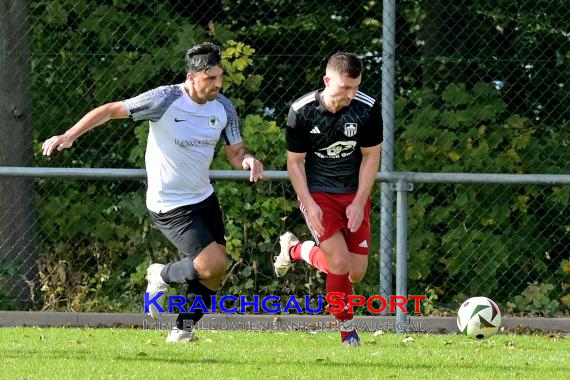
[0, 0, 36, 309]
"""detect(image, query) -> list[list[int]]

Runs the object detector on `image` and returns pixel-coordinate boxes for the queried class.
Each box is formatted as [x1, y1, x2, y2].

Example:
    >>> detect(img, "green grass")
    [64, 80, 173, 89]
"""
[1, 327, 568, 379]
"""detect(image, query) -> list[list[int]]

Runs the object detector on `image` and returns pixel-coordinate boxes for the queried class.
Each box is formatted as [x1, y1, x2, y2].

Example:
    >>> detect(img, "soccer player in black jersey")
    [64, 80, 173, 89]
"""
[274, 52, 382, 346]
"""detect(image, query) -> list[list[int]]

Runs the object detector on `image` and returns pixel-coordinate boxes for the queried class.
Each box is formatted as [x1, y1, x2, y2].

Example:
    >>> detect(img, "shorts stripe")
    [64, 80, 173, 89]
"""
[299, 201, 320, 245]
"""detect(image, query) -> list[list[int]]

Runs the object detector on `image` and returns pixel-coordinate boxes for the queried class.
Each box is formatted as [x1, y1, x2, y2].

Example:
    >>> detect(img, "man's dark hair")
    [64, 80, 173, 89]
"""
[326, 52, 363, 78]
[185, 42, 222, 73]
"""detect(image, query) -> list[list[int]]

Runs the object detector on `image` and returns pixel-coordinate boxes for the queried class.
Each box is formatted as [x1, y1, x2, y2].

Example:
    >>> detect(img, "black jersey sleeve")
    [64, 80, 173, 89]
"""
[286, 106, 310, 153]
[359, 100, 383, 147]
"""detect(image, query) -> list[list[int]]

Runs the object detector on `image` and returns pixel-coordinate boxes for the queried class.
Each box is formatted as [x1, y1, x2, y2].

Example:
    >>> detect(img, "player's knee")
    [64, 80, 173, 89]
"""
[349, 270, 366, 284]
[194, 243, 228, 279]
[200, 254, 227, 279]
[212, 254, 228, 276]
[327, 255, 350, 274]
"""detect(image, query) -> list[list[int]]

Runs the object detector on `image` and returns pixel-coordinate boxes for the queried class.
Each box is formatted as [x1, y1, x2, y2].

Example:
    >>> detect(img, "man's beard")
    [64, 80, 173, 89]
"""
[331, 97, 350, 110]
[205, 91, 219, 101]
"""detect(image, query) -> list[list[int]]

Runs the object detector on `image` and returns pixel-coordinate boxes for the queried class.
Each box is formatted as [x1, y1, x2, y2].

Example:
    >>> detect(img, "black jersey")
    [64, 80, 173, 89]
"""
[286, 89, 382, 193]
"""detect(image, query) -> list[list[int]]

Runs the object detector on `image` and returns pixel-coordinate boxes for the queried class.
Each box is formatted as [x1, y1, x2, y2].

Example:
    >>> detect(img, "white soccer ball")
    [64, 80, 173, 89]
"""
[456, 296, 501, 339]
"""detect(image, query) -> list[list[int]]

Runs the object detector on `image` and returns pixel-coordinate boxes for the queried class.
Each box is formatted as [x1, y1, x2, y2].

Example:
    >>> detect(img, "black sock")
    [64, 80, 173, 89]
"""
[161, 258, 199, 284]
[176, 280, 217, 331]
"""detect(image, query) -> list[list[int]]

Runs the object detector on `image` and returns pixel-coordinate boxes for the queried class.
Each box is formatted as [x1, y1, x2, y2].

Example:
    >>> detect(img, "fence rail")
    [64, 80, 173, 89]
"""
[3, 167, 570, 185]
[2, 167, 569, 332]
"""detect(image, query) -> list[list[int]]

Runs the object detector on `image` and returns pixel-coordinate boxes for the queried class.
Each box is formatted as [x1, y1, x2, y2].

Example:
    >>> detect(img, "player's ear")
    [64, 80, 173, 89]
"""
[323, 75, 330, 87]
[187, 72, 195, 82]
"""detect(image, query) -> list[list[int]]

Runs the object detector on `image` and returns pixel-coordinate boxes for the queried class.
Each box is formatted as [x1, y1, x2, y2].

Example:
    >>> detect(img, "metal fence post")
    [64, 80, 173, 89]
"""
[380, 0, 397, 314]
[393, 180, 413, 333]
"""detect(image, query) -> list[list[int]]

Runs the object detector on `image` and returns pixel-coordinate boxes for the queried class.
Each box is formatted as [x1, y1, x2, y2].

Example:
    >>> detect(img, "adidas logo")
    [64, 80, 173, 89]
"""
[358, 240, 368, 248]
[310, 127, 321, 134]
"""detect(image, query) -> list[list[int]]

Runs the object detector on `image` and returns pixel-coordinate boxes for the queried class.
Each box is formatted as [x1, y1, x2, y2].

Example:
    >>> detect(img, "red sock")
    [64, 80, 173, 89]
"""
[326, 272, 353, 318]
[326, 272, 356, 342]
[290, 243, 330, 273]
[289, 243, 303, 261]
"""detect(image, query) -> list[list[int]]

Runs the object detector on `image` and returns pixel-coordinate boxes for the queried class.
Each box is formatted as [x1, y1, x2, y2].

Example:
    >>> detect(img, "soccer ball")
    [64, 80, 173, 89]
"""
[456, 296, 501, 339]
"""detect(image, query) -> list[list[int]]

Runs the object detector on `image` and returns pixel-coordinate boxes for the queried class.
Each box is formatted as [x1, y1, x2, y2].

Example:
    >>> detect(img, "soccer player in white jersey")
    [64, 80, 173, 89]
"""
[42, 42, 263, 343]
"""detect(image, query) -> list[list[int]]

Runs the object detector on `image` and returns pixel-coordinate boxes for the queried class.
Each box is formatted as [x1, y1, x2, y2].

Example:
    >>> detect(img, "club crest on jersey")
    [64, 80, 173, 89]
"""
[209, 115, 219, 128]
[344, 123, 357, 137]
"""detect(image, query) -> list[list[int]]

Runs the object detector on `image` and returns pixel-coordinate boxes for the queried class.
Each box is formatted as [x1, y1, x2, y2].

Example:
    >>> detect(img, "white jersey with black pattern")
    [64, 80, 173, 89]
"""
[123, 84, 242, 213]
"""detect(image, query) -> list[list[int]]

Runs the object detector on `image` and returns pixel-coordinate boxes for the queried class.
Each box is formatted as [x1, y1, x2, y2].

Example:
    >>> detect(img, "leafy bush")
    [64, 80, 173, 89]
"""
[397, 83, 570, 312]
[24, 1, 569, 315]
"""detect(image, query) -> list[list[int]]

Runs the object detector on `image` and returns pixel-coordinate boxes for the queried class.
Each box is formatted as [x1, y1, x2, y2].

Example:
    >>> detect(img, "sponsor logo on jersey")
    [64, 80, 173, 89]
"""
[316, 141, 357, 158]
[358, 240, 368, 248]
[175, 138, 217, 148]
[344, 123, 357, 137]
[310, 126, 321, 134]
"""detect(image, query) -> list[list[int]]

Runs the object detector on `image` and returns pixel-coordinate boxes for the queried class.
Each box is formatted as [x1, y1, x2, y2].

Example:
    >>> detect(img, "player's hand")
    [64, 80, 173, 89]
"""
[42, 134, 74, 156]
[346, 201, 365, 233]
[242, 156, 264, 182]
[305, 202, 325, 238]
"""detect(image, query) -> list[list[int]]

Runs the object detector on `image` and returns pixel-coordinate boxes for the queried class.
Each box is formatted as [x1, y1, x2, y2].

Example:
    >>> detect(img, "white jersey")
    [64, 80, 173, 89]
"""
[123, 84, 242, 213]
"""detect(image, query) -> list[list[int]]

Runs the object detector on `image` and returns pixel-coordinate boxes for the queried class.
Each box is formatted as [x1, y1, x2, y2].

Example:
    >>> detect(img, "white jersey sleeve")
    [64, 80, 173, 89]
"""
[123, 85, 183, 122]
[216, 94, 243, 145]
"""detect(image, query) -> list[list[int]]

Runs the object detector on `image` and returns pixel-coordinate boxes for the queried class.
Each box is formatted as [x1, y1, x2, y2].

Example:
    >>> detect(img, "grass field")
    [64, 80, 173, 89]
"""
[1, 327, 568, 379]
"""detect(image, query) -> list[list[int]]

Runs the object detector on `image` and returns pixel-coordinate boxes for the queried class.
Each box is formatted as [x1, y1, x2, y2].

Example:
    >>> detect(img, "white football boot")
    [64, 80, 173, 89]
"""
[166, 327, 198, 343]
[273, 232, 300, 277]
[145, 263, 168, 320]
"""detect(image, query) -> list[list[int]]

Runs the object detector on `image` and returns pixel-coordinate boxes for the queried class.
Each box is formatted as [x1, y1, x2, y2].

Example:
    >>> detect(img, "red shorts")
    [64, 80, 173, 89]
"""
[299, 192, 371, 255]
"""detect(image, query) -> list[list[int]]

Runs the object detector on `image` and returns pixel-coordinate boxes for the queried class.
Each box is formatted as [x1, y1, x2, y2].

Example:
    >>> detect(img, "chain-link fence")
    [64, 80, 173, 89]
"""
[392, 0, 570, 316]
[0, 0, 568, 315]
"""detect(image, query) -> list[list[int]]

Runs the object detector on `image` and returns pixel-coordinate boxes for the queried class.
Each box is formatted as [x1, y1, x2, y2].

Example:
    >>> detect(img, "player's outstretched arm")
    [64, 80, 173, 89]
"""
[224, 142, 264, 182]
[42, 101, 128, 156]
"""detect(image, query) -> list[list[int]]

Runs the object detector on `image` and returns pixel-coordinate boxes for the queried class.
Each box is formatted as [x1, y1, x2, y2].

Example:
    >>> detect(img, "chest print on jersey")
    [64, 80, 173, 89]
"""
[209, 115, 220, 128]
[343, 123, 357, 137]
[316, 141, 357, 158]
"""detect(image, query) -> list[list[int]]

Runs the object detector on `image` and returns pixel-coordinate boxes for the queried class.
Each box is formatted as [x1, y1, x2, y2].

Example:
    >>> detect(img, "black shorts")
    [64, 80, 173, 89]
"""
[149, 193, 226, 260]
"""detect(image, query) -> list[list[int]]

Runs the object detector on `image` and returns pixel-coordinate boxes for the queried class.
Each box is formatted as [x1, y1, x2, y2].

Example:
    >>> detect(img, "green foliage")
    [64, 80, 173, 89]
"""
[24, 1, 569, 314]
[35, 179, 159, 311]
[398, 82, 570, 311]
[222, 40, 263, 96]
[212, 114, 296, 297]
[0, 258, 24, 310]
[507, 282, 560, 317]
[29, 4, 295, 309]
[420, 287, 440, 315]
[222, 0, 384, 117]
